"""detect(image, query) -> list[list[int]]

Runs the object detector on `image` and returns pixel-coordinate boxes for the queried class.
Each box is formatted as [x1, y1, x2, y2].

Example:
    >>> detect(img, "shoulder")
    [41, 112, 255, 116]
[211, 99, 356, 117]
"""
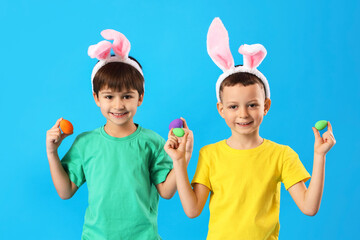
[139, 127, 163, 138]
[139, 127, 165, 141]
[264, 139, 299, 158]
[137, 126, 166, 148]
[264, 139, 292, 151]
[199, 140, 225, 154]
[72, 127, 102, 144]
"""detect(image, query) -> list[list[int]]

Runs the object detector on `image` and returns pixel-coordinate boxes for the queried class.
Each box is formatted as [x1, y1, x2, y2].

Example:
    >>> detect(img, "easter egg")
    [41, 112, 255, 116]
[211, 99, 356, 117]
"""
[173, 128, 185, 137]
[60, 119, 74, 134]
[315, 120, 327, 131]
[169, 118, 183, 130]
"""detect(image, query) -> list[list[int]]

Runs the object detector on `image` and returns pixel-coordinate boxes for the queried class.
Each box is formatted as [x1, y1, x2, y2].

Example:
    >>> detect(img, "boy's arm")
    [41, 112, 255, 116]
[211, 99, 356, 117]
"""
[155, 169, 176, 199]
[164, 130, 210, 218]
[46, 118, 78, 199]
[172, 158, 210, 218]
[288, 122, 336, 216]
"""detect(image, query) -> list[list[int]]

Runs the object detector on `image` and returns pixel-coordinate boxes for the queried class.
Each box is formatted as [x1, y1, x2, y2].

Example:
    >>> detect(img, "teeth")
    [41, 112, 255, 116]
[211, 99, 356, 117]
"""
[238, 122, 251, 125]
[112, 112, 127, 116]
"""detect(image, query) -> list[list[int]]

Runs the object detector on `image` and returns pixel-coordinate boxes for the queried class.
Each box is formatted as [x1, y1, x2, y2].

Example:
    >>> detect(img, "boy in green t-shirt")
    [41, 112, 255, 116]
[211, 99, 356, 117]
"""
[46, 29, 189, 239]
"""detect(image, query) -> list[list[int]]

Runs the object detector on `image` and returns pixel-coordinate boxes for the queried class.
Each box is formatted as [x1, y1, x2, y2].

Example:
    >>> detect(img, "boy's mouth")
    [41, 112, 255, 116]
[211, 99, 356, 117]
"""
[110, 112, 129, 118]
[236, 121, 253, 127]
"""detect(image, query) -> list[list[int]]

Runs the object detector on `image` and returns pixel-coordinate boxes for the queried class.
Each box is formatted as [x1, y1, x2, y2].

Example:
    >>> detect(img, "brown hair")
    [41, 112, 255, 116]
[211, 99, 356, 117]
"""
[219, 71, 266, 102]
[93, 57, 144, 97]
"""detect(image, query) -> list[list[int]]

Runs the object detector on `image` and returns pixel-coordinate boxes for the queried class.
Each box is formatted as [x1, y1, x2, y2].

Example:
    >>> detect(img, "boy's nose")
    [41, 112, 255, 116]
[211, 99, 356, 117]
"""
[237, 107, 249, 118]
[113, 98, 125, 109]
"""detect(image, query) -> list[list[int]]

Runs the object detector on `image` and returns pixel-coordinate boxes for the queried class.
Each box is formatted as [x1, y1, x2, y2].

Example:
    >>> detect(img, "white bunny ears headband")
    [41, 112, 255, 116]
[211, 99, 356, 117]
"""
[207, 18, 270, 102]
[88, 29, 143, 90]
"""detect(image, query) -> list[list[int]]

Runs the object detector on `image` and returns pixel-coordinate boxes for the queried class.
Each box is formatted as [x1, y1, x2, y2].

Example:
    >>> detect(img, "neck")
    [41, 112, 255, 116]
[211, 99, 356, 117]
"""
[104, 120, 137, 138]
[227, 131, 263, 150]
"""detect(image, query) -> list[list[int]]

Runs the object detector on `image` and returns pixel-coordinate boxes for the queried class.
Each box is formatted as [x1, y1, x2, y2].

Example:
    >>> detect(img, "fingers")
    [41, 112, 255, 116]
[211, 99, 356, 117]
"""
[47, 127, 62, 143]
[168, 128, 175, 138]
[48, 118, 69, 144]
[178, 132, 189, 151]
[177, 118, 194, 153]
[165, 134, 179, 149]
[321, 121, 336, 145]
[169, 136, 179, 149]
[180, 117, 188, 129]
[52, 117, 63, 129]
[322, 131, 336, 146]
[182, 128, 192, 137]
[327, 121, 333, 134]
[178, 118, 192, 137]
[312, 127, 322, 142]
[168, 119, 193, 151]
[168, 128, 181, 146]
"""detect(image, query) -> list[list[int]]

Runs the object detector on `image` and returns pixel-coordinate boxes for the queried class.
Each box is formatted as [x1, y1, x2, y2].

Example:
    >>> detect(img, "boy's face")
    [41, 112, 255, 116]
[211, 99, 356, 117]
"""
[217, 83, 271, 138]
[93, 87, 144, 129]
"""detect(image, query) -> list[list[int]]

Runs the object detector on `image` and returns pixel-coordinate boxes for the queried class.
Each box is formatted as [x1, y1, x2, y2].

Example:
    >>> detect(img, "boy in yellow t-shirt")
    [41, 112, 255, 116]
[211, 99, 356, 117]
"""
[164, 18, 336, 240]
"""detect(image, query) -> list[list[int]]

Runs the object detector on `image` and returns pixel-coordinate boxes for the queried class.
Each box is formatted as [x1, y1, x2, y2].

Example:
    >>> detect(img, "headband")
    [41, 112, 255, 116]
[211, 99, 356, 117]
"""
[88, 29, 143, 91]
[207, 18, 270, 102]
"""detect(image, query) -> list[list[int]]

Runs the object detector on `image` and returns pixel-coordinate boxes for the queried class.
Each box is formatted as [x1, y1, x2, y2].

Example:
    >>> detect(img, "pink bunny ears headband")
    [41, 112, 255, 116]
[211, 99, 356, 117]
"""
[207, 18, 270, 102]
[88, 29, 143, 90]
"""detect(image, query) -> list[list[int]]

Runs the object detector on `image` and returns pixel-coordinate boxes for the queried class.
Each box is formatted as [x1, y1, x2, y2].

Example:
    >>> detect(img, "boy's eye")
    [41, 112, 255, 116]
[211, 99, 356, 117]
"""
[248, 103, 258, 108]
[229, 105, 238, 109]
[123, 95, 132, 99]
[105, 95, 113, 99]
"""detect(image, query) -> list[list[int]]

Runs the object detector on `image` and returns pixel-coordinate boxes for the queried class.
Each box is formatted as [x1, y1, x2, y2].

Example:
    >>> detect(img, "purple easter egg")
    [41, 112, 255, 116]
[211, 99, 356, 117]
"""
[169, 118, 183, 130]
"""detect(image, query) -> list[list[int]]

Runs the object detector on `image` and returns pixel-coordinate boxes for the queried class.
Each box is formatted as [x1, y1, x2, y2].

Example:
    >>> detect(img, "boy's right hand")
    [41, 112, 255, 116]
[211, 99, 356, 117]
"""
[164, 117, 194, 163]
[164, 118, 194, 165]
[164, 130, 189, 163]
[46, 118, 71, 155]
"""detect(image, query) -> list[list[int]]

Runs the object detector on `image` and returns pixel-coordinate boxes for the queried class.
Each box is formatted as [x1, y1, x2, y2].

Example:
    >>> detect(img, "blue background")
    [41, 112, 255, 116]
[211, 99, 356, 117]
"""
[1, 0, 359, 239]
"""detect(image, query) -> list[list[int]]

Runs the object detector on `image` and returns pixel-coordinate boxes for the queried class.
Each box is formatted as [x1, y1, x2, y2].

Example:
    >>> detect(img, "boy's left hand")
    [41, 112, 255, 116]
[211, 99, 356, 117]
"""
[181, 118, 194, 163]
[312, 121, 336, 155]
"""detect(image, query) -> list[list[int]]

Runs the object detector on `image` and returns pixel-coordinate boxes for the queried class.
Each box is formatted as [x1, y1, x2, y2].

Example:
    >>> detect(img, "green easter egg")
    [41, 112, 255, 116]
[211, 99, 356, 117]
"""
[173, 128, 185, 137]
[315, 120, 328, 131]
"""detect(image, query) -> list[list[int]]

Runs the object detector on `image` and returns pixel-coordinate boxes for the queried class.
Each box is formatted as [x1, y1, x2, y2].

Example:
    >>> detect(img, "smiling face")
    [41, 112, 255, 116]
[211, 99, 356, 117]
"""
[217, 83, 271, 139]
[93, 87, 144, 133]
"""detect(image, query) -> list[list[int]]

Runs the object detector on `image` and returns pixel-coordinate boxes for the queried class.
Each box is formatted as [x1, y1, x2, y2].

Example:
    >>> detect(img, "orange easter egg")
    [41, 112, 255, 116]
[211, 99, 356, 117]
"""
[60, 119, 73, 134]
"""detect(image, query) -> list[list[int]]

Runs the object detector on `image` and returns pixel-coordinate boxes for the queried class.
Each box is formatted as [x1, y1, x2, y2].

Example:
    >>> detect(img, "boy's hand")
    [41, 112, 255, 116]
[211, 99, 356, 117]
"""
[181, 118, 194, 164]
[164, 118, 193, 165]
[312, 121, 336, 156]
[165, 131, 189, 162]
[46, 118, 71, 155]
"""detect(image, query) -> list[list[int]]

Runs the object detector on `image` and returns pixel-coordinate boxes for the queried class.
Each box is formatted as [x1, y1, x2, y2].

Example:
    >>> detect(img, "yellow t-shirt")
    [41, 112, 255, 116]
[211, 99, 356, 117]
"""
[191, 139, 310, 240]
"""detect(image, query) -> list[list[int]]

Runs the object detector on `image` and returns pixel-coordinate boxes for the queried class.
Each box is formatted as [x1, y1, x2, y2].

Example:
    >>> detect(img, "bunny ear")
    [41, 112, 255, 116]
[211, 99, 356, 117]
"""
[88, 40, 112, 60]
[238, 44, 267, 69]
[207, 17, 234, 72]
[101, 29, 130, 59]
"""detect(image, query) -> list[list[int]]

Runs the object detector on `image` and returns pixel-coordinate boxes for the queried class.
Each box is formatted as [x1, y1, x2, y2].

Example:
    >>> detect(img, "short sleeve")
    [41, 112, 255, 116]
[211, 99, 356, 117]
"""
[149, 137, 173, 186]
[191, 147, 212, 191]
[61, 138, 86, 188]
[281, 146, 311, 190]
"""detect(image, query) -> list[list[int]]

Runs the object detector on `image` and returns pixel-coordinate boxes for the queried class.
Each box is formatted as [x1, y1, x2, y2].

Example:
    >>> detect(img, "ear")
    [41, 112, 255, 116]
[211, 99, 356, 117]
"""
[217, 102, 225, 119]
[207, 17, 234, 72]
[101, 29, 130, 59]
[88, 40, 112, 60]
[137, 93, 144, 107]
[93, 92, 101, 107]
[238, 44, 267, 69]
[264, 98, 271, 115]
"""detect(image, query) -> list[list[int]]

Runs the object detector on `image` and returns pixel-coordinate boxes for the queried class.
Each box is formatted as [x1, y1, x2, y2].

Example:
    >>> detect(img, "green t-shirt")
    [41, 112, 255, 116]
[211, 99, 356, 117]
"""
[61, 125, 172, 240]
